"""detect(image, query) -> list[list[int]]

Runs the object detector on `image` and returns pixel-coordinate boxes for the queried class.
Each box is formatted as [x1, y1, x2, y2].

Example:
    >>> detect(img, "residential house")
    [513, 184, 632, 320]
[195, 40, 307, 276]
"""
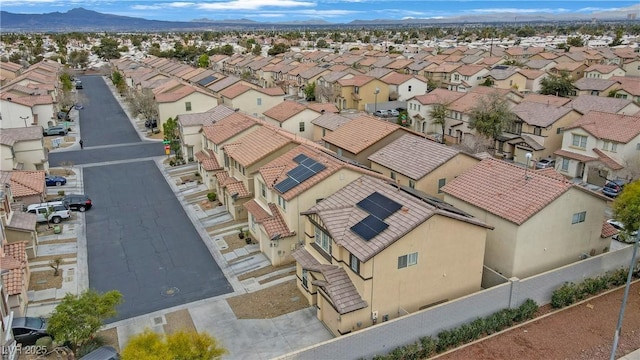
[447, 64, 489, 92]
[610, 76, 640, 104]
[496, 101, 581, 164]
[443, 158, 611, 279]
[177, 105, 235, 161]
[219, 83, 285, 119]
[379, 72, 428, 101]
[262, 100, 323, 140]
[0, 267, 18, 359]
[0, 91, 56, 130]
[310, 112, 356, 142]
[621, 57, 640, 77]
[335, 75, 388, 112]
[574, 78, 620, 97]
[0, 61, 23, 85]
[549, 62, 588, 81]
[424, 63, 461, 89]
[517, 69, 547, 94]
[322, 114, 412, 167]
[293, 175, 489, 336]
[155, 83, 218, 130]
[0, 127, 49, 171]
[484, 65, 527, 92]
[315, 71, 356, 105]
[0, 174, 38, 259]
[523, 59, 557, 72]
[521, 93, 572, 107]
[554, 111, 640, 186]
[568, 95, 640, 116]
[406, 88, 464, 138]
[1, 170, 45, 206]
[248, 144, 383, 266]
[368, 134, 480, 198]
[1, 231, 30, 317]
[583, 64, 625, 79]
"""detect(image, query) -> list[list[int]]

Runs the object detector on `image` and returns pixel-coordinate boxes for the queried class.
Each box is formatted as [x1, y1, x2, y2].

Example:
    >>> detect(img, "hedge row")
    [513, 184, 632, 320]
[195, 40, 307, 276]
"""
[370, 299, 538, 360]
[551, 267, 635, 309]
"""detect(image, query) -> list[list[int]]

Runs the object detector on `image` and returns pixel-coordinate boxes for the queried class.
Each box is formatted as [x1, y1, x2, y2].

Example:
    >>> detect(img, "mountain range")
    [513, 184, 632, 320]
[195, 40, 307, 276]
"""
[1, 7, 638, 32]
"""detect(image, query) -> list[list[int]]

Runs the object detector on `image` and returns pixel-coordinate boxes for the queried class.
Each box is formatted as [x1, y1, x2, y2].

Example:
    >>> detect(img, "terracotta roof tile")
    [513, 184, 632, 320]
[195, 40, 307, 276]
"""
[6, 211, 37, 231]
[244, 199, 271, 221]
[591, 148, 624, 170]
[337, 75, 375, 87]
[412, 88, 464, 105]
[263, 100, 307, 123]
[566, 111, 640, 143]
[585, 64, 622, 74]
[368, 134, 465, 180]
[0, 127, 43, 146]
[178, 105, 235, 127]
[226, 180, 251, 198]
[219, 83, 254, 99]
[1, 241, 28, 295]
[224, 127, 292, 167]
[313, 266, 368, 314]
[553, 149, 599, 162]
[195, 150, 221, 171]
[513, 102, 573, 127]
[442, 158, 575, 225]
[569, 95, 634, 115]
[322, 115, 402, 154]
[522, 93, 572, 107]
[611, 76, 640, 96]
[601, 221, 618, 238]
[574, 78, 618, 91]
[256, 87, 286, 96]
[381, 72, 413, 85]
[306, 102, 339, 114]
[202, 112, 258, 144]
[311, 113, 353, 131]
[3, 170, 45, 197]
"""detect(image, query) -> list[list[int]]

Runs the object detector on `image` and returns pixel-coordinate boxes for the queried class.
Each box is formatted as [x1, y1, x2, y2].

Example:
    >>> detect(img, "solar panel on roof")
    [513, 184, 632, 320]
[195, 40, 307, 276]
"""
[350, 215, 389, 241]
[356, 192, 402, 220]
[293, 154, 309, 164]
[310, 162, 326, 173]
[197, 75, 218, 86]
[274, 177, 298, 194]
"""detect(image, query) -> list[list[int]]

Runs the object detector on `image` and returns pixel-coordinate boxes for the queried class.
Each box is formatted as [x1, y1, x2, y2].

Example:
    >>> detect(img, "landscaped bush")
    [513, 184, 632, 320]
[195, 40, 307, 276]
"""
[550, 268, 639, 309]
[76, 335, 107, 357]
[207, 192, 217, 202]
[375, 299, 539, 359]
[551, 282, 579, 308]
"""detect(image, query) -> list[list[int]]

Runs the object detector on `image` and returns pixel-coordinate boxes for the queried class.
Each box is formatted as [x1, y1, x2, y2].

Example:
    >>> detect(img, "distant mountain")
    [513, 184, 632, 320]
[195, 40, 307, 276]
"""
[0, 6, 638, 32]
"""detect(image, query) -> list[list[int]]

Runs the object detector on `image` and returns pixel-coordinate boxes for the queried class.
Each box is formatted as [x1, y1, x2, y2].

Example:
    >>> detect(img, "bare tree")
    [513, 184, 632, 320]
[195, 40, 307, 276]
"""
[49, 257, 63, 276]
[59, 161, 75, 175]
[125, 89, 158, 121]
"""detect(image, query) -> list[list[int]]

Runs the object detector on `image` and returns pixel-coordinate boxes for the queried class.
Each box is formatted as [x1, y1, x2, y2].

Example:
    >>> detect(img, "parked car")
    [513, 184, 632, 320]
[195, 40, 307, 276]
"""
[75, 80, 83, 89]
[75, 103, 84, 110]
[608, 219, 638, 243]
[144, 119, 157, 128]
[79, 346, 120, 360]
[43, 126, 68, 136]
[26, 201, 71, 223]
[59, 194, 92, 212]
[45, 175, 67, 186]
[387, 109, 399, 117]
[12, 317, 50, 345]
[57, 111, 70, 121]
[374, 110, 386, 117]
[535, 158, 556, 169]
[602, 179, 625, 198]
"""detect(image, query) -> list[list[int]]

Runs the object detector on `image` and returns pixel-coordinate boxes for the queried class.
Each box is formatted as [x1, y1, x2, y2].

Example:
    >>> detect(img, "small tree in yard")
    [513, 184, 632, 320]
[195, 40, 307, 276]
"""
[304, 82, 316, 101]
[47, 289, 123, 353]
[540, 71, 575, 98]
[121, 329, 226, 360]
[429, 103, 448, 144]
[612, 180, 640, 238]
[468, 92, 515, 152]
[163, 117, 181, 157]
[49, 257, 63, 276]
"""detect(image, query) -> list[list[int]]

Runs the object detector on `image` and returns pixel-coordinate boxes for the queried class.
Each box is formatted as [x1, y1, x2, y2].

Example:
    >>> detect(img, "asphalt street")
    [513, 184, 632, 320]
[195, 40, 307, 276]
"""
[51, 74, 232, 322]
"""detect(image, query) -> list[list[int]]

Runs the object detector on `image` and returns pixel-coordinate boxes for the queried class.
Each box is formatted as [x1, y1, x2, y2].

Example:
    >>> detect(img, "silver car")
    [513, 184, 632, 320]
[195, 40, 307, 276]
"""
[43, 125, 68, 136]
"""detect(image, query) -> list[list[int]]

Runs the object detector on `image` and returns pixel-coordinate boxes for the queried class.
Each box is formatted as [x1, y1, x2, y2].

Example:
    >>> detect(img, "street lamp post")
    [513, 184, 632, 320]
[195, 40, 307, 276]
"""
[20, 116, 30, 127]
[374, 87, 380, 113]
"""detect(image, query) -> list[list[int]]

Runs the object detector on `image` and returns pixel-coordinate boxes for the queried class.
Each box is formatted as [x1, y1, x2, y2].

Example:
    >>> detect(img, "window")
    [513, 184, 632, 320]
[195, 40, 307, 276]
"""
[602, 141, 610, 151]
[557, 127, 564, 134]
[302, 269, 308, 289]
[438, 178, 446, 193]
[257, 98, 262, 105]
[260, 183, 266, 198]
[350, 254, 360, 273]
[314, 226, 332, 255]
[561, 158, 569, 171]
[398, 252, 418, 269]
[185, 102, 192, 111]
[636, 143, 640, 151]
[533, 127, 542, 136]
[322, 128, 326, 137]
[572, 134, 587, 149]
[572, 211, 586, 224]
[277, 195, 287, 210]
[390, 172, 396, 180]
[454, 74, 460, 81]
[408, 85, 412, 92]
[299, 122, 305, 132]
[354, 86, 359, 94]
[591, 90, 600, 96]
[409, 179, 416, 189]
[611, 143, 617, 153]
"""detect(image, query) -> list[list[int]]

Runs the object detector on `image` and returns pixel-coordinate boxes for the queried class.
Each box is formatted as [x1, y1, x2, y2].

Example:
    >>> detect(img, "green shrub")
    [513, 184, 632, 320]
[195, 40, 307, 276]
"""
[608, 268, 628, 286]
[580, 277, 608, 295]
[207, 192, 217, 201]
[57, 190, 65, 196]
[419, 336, 436, 358]
[551, 282, 578, 308]
[516, 299, 539, 321]
[76, 335, 107, 357]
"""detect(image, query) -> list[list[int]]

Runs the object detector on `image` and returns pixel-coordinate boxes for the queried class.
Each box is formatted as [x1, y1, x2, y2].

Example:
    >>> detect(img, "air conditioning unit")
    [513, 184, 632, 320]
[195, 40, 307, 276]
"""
[579, 253, 590, 260]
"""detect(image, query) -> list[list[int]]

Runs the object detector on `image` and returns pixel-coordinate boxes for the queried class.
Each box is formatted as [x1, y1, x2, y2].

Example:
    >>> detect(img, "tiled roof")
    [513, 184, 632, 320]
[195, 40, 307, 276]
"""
[512, 102, 573, 127]
[226, 179, 252, 199]
[569, 95, 633, 115]
[202, 112, 257, 144]
[311, 113, 353, 131]
[224, 126, 292, 167]
[0, 126, 43, 146]
[1, 241, 27, 295]
[381, 72, 413, 85]
[447, 92, 486, 113]
[303, 175, 487, 262]
[208, 75, 241, 93]
[565, 111, 640, 143]
[6, 211, 37, 231]
[219, 83, 254, 99]
[322, 114, 402, 154]
[574, 78, 618, 91]
[263, 100, 307, 122]
[601, 221, 618, 238]
[455, 64, 487, 76]
[178, 105, 235, 127]
[411, 88, 464, 105]
[442, 158, 575, 225]
[243, 199, 271, 221]
[313, 266, 368, 314]
[255, 87, 286, 96]
[368, 134, 465, 180]
[553, 149, 599, 162]
[534, 168, 567, 181]
[585, 64, 622, 74]
[0, 93, 53, 107]
[306, 102, 339, 114]
[611, 76, 640, 96]
[3, 170, 45, 197]
[486, 65, 519, 80]
[337, 75, 374, 87]
[522, 93, 572, 107]
[517, 69, 545, 80]
[591, 148, 624, 170]
[194, 150, 221, 171]
[155, 85, 199, 103]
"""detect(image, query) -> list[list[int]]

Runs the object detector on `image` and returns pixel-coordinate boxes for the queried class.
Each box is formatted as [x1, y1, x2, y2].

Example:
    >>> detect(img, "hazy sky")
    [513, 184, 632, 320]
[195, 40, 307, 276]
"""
[2, 0, 639, 23]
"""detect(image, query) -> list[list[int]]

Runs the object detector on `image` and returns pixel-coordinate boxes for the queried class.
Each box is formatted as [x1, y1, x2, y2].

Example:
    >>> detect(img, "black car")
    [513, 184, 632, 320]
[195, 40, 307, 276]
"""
[602, 180, 625, 198]
[59, 194, 92, 212]
[12, 317, 49, 345]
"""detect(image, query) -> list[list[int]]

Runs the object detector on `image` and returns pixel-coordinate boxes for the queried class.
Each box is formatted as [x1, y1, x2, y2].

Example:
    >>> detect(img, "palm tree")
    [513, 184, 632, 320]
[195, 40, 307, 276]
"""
[429, 103, 448, 144]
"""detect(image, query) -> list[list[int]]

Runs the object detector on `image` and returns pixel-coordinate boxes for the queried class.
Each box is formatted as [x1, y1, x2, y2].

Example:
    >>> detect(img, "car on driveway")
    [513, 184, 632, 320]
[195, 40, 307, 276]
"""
[45, 175, 67, 186]
[12, 317, 50, 345]
[57, 111, 70, 121]
[59, 194, 92, 212]
[387, 109, 399, 117]
[536, 158, 555, 169]
[26, 201, 71, 224]
[607, 219, 638, 243]
[602, 179, 625, 198]
[374, 110, 386, 117]
[43, 126, 68, 136]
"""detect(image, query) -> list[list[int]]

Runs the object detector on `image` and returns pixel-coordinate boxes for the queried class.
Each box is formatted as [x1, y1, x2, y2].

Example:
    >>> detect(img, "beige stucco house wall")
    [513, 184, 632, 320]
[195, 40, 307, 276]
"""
[12, 138, 48, 171]
[270, 109, 319, 141]
[222, 90, 284, 119]
[157, 92, 218, 130]
[492, 72, 527, 92]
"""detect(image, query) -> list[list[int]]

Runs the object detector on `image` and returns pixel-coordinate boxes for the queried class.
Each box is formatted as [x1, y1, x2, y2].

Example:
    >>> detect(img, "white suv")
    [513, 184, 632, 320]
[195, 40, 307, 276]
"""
[26, 201, 71, 224]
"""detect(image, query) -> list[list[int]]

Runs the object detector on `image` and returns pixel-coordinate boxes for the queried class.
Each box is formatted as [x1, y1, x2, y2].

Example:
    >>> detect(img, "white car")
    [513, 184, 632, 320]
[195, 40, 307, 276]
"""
[26, 201, 71, 224]
[387, 109, 399, 117]
[607, 219, 638, 243]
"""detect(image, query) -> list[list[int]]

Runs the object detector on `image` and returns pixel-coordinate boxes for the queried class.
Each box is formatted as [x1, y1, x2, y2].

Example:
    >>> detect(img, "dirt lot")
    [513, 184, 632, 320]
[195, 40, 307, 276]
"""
[437, 280, 640, 360]
[226, 280, 308, 319]
[29, 269, 63, 292]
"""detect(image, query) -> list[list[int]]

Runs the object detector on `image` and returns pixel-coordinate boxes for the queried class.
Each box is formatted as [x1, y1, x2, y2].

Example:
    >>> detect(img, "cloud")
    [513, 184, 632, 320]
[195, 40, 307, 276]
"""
[197, 0, 315, 11]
